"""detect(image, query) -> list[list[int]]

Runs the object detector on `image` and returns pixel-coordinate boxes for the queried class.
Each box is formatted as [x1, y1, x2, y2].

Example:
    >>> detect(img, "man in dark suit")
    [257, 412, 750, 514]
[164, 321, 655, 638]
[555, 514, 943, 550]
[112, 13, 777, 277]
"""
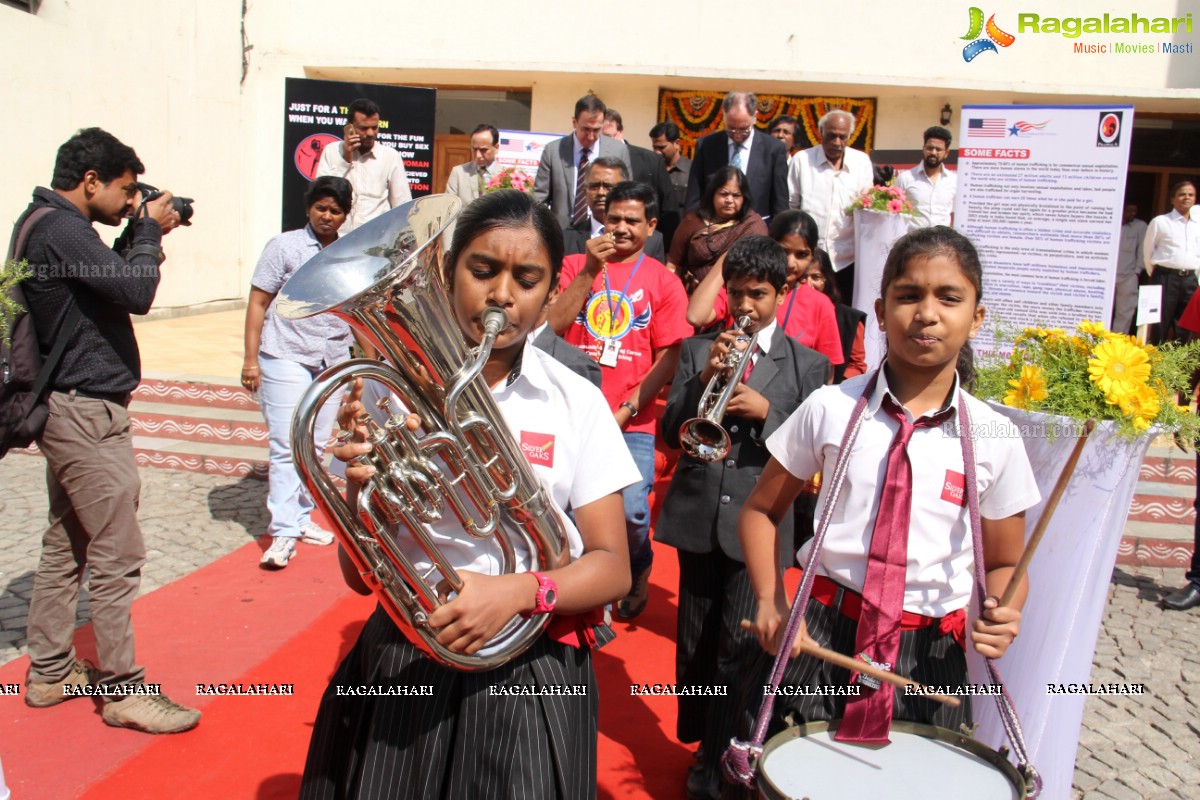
[533, 94, 631, 228]
[602, 108, 681, 248]
[532, 323, 602, 387]
[562, 157, 667, 263]
[683, 91, 789, 220]
[656, 236, 828, 800]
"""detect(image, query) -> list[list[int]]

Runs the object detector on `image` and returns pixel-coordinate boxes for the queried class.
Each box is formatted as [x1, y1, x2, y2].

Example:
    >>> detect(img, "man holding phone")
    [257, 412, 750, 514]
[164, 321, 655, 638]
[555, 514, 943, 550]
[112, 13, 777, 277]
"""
[316, 97, 411, 233]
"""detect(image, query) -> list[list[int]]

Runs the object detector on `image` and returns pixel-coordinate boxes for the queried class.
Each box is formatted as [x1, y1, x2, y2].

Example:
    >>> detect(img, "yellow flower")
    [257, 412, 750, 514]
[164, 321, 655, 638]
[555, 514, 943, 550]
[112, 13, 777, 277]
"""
[1004, 365, 1049, 409]
[1077, 320, 1108, 337]
[1114, 383, 1160, 429]
[1089, 338, 1152, 398]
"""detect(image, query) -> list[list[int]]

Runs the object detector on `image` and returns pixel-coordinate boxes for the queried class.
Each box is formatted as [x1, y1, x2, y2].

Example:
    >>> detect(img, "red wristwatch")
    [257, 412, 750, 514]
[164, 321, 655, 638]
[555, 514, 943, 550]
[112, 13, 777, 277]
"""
[523, 572, 558, 617]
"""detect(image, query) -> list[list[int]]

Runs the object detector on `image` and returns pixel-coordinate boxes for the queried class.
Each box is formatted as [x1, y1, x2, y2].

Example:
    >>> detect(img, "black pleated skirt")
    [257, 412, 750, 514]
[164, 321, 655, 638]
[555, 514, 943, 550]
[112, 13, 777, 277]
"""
[300, 604, 605, 800]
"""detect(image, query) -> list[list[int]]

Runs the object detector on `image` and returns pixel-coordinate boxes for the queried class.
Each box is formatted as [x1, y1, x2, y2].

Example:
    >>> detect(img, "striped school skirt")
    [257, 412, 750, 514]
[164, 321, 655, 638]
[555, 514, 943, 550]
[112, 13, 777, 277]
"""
[300, 604, 606, 800]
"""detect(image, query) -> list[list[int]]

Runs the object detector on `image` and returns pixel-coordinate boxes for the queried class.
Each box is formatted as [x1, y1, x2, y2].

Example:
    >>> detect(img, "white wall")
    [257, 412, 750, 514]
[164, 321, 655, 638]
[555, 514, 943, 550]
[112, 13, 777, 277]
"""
[0, 0, 245, 310]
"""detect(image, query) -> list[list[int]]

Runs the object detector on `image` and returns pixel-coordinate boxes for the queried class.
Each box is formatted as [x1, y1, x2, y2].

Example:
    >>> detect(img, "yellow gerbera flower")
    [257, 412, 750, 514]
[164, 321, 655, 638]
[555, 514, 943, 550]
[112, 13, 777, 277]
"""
[1077, 320, 1108, 338]
[1004, 365, 1049, 409]
[1115, 383, 1160, 427]
[1089, 338, 1152, 398]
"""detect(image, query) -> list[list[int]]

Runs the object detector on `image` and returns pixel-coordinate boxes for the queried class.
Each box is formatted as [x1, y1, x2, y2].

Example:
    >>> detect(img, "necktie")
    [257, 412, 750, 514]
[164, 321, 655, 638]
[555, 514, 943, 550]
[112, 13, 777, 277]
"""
[741, 343, 760, 383]
[835, 394, 956, 744]
[477, 165, 486, 196]
[731, 144, 745, 172]
[572, 148, 591, 225]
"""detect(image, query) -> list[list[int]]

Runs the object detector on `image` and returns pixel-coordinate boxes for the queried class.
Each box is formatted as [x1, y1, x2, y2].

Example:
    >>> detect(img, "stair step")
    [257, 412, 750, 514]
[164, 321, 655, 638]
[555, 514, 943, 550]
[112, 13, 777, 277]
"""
[132, 411, 268, 447]
[134, 377, 259, 411]
[1140, 455, 1196, 484]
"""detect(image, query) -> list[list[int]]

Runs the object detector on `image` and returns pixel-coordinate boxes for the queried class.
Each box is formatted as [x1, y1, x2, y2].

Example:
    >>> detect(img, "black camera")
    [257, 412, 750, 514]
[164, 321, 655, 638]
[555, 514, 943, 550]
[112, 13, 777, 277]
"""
[136, 182, 195, 226]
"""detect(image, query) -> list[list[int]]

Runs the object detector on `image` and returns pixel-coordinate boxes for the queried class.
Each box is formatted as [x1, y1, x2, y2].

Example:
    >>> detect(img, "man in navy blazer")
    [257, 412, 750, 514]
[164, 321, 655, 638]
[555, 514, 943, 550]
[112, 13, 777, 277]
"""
[533, 95, 631, 228]
[683, 91, 789, 219]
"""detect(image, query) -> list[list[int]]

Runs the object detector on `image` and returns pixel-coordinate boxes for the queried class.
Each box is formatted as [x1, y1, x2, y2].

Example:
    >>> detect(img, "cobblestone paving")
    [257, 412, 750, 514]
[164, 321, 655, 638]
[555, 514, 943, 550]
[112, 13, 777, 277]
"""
[1, 456, 1198, 797]
[0, 454, 265, 667]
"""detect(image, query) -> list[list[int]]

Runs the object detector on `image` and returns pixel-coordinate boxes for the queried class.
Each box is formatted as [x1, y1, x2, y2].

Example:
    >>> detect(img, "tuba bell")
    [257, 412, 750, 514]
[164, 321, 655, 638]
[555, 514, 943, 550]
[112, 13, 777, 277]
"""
[678, 315, 759, 462]
[276, 195, 569, 672]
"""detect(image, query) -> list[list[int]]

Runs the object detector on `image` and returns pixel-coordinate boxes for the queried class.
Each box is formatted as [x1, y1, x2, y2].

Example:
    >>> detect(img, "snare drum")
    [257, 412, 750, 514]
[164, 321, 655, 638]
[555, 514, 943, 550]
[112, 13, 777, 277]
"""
[757, 720, 1027, 799]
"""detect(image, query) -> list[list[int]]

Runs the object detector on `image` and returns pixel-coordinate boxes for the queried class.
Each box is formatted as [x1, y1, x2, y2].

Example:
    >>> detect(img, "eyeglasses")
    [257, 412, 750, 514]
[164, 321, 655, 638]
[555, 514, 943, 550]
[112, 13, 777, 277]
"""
[586, 182, 618, 191]
[727, 125, 754, 135]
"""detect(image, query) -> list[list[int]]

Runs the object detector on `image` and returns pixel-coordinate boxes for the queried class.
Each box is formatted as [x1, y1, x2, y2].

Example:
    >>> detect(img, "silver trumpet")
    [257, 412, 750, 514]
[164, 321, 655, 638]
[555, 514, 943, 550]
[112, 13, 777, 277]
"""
[276, 195, 569, 672]
[679, 315, 759, 462]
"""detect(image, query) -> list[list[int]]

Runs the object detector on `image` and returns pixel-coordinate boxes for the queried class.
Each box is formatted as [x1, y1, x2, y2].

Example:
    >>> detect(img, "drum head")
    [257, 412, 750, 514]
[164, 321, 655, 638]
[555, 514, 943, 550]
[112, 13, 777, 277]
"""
[758, 720, 1026, 800]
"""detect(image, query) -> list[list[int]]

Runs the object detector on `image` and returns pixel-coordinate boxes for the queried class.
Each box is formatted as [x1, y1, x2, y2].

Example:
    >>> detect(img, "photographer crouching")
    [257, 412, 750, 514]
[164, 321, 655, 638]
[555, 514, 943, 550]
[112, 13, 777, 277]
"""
[14, 127, 200, 733]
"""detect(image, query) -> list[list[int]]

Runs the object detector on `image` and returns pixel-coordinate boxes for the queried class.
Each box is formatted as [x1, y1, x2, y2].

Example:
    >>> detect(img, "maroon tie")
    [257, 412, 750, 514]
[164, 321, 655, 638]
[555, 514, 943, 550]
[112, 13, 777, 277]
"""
[836, 393, 956, 744]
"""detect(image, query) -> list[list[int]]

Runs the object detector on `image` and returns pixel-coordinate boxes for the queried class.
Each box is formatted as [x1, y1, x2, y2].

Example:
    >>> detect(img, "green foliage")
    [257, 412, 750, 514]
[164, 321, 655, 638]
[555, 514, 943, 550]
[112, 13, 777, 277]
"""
[1, 258, 33, 350]
[975, 321, 1200, 442]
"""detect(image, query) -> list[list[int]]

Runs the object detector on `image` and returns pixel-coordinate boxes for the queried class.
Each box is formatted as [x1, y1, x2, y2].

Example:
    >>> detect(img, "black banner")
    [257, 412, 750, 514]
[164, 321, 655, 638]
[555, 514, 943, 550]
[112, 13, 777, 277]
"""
[281, 78, 436, 229]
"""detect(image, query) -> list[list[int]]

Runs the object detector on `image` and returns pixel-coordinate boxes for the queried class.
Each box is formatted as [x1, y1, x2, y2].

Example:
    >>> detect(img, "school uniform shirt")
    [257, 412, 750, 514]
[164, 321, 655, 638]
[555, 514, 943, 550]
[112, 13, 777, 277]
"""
[343, 337, 640, 590]
[560, 252, 693, 436]
[766, 369, 1040, 617]
[712, 281, 844, 366]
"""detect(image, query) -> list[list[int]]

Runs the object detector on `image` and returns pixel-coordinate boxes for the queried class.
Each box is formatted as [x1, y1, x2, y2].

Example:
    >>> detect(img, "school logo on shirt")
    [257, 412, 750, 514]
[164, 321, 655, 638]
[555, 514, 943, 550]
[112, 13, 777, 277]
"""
[577, 288, 652, 341]
[941, 470, 967, 506]
[520, 432, 555, 467]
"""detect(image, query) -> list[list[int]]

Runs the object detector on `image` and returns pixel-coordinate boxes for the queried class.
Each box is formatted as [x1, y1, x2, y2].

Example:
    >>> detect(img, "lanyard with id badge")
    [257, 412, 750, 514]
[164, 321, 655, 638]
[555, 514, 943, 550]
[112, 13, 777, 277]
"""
[596, 253, 645, 367]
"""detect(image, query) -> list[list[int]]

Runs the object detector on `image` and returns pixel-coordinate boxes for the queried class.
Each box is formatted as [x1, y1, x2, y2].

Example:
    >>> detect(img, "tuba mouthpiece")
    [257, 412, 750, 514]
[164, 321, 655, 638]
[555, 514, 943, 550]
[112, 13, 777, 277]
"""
[481, 307, 509, 335]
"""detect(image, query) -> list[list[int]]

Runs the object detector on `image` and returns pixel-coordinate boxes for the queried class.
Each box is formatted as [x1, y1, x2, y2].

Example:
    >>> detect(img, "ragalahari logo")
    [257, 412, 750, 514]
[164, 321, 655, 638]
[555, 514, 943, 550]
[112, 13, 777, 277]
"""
[961, 7, 1016, 61]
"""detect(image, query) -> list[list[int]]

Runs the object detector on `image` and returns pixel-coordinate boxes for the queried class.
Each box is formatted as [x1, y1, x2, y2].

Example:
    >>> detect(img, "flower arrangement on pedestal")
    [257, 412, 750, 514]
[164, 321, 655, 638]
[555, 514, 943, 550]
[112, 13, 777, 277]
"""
[484, 167, 534, 194]
[975, 320, 1200, 440]
[845, 183, 917, 216]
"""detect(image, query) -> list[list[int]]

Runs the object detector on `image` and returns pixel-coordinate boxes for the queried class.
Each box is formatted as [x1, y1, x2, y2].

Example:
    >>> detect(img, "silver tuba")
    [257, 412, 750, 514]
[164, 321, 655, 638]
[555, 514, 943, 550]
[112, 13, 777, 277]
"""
[276, 195, 569, 672]
[678, 316, 759, 462]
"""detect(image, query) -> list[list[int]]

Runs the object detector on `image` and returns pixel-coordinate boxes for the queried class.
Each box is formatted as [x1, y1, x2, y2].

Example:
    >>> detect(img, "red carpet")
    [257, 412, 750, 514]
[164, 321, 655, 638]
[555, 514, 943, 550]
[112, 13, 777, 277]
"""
[0, 440, 738, 800]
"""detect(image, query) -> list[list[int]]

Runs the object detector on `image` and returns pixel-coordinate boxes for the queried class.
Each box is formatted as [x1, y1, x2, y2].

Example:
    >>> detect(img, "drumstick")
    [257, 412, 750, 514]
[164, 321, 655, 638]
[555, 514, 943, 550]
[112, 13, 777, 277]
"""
[996, 418, 1096, 609]
[739, 620, 961, 708]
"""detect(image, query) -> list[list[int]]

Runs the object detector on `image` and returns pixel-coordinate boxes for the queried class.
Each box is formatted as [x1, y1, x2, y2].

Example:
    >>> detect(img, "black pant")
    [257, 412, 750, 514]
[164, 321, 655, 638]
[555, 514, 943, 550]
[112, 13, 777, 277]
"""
[1150, 269, 1198, 345]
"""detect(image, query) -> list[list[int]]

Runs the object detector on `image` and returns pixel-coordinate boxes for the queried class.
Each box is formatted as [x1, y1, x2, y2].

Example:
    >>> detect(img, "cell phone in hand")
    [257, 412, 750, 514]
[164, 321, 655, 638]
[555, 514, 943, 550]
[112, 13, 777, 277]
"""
[344, 122, 356, 140]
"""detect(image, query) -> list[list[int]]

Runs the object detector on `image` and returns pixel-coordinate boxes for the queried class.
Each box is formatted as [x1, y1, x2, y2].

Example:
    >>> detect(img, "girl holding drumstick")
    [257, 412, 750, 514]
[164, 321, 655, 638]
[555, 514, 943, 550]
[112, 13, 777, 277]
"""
[739, 226, 1041, 743]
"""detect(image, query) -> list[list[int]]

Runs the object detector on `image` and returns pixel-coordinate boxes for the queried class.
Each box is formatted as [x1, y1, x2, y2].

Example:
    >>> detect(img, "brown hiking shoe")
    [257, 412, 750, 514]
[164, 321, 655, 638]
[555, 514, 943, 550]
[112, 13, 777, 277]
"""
[26, 660, 98, 708]
[101, 692, 201, 734]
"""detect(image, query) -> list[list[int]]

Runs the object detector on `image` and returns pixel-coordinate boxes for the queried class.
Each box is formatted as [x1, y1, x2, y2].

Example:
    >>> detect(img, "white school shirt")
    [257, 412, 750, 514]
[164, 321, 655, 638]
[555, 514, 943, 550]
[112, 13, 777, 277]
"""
[1143, 208, 1200, 275]
[766, 370, 1040, 616]
[896, 165, 958, 230]
[787, 146, 874, 272]
[316, 140, 412, 234]
[341, 338, 640, 591]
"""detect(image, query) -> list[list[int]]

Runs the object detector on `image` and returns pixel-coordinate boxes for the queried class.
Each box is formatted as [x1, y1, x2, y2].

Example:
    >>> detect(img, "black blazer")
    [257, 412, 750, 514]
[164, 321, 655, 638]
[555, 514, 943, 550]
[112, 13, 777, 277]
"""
[656, 327, 829, 562]
[532, 326, 602, 388]
[562, 219, 667, 264]
[627, 142, 681, 248]
[683, 131, 789, 219]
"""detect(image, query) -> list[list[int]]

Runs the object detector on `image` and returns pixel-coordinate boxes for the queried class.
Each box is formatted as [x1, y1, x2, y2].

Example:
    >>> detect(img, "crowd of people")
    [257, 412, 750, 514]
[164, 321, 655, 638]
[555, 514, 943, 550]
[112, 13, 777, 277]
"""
[8, 88, 1196, 800]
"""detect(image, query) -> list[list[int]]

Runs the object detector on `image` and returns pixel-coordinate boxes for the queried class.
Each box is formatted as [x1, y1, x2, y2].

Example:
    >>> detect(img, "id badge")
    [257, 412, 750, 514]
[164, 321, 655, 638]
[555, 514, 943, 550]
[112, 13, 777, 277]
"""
[598, 338, 621, 367]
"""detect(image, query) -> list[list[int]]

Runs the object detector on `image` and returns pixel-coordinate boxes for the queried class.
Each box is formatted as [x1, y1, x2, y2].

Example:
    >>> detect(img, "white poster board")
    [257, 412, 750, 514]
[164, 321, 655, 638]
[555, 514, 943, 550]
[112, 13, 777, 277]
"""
[955, 106, 1133, 354]
[1137, 284, 1162, 326]
[494, 129, 560, 188]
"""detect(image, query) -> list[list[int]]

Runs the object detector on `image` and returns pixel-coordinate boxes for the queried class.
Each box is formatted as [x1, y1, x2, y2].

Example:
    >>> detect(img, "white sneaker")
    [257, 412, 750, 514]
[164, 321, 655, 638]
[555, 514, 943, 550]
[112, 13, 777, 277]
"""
[299, 523, 335, 546]
[260, 537, 297, 568]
